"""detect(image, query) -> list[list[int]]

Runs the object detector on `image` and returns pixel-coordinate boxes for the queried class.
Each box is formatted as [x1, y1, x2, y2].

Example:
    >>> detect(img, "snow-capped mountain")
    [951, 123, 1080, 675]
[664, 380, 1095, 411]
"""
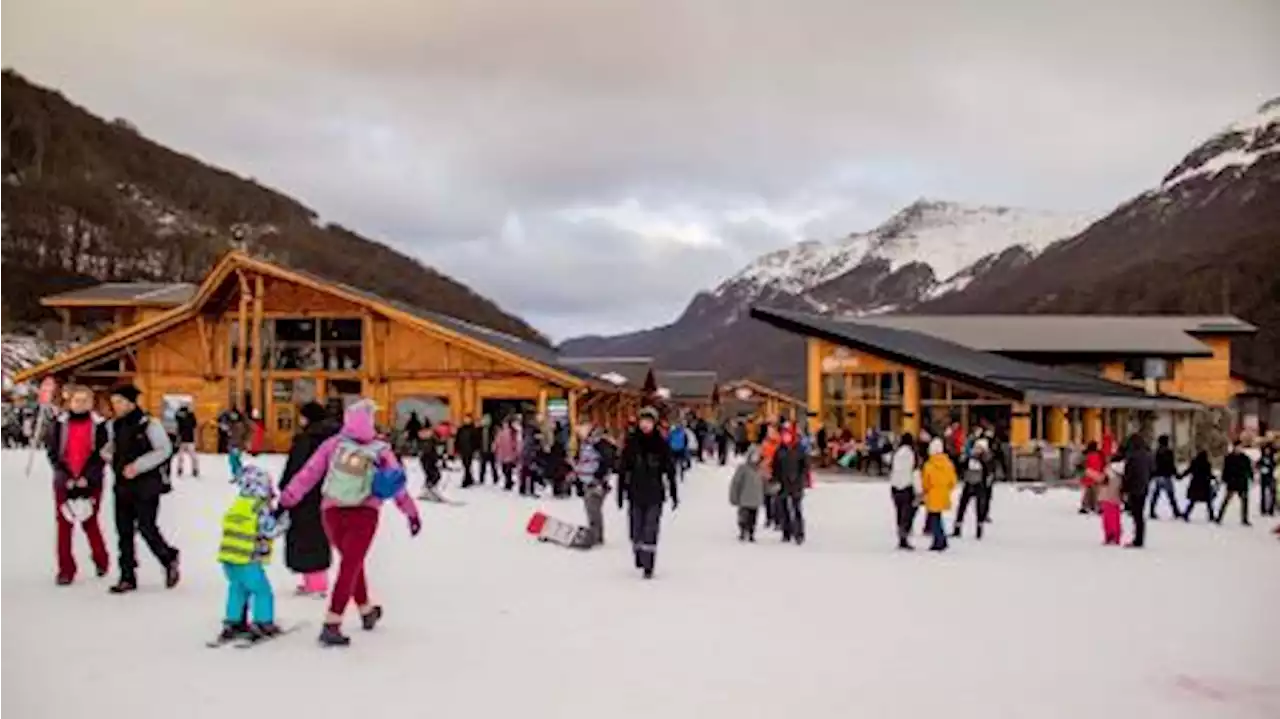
[711, 200, 1090, 317]
[561, 96, 1279, 392]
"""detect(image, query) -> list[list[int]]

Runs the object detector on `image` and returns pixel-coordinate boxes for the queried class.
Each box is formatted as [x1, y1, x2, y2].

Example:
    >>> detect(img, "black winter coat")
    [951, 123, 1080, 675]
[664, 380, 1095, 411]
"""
[455, 423, 482, 457]
[110, 409, 172, 499]
[278, 419, 339, 573]
[1122, 446, 1154, 499]
[1221, 451, 1253, 491]
[1182, 455, 1215, 502]
[1154, 447, 1177, 478]
[619, 429, 677, 507]
[772, 443, 809, 497]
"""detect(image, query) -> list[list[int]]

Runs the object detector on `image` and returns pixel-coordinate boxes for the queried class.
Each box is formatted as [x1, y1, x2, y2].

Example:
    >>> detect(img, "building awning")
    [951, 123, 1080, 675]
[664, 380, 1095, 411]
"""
[1022, 391, 1201, 411]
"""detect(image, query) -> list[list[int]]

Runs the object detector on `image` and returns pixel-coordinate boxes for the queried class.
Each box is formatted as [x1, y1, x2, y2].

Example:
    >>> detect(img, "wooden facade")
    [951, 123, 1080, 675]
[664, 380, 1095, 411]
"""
[16, 253, 630, 452]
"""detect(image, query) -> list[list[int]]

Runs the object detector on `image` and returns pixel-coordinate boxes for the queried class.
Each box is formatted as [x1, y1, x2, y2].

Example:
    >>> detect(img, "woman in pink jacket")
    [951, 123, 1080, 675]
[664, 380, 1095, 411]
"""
[493, 416, 522, 492]
[279, 400, 421, 647]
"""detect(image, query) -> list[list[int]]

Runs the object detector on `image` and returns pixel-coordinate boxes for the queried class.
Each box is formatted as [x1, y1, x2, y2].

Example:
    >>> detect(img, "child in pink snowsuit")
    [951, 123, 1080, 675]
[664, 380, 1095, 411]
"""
[279, 400, 421, 646]
[1097, 458, 1124, 545]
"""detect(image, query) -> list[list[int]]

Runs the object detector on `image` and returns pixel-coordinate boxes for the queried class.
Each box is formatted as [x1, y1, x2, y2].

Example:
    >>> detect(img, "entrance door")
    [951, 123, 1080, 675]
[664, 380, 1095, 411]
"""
[269, 378, 317, 452]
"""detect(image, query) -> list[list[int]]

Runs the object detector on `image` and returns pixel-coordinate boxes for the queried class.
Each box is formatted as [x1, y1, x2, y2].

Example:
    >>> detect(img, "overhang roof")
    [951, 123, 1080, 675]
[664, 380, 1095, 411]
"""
[750, 307, 1201, 411]
[850, 314, 1255, 356]
[558, 357, 654, 388]
[654, 370, 718, 401]
[720, 378, 806, 408]
[14, 252, 598, 389]
[41, 282, 197, 308]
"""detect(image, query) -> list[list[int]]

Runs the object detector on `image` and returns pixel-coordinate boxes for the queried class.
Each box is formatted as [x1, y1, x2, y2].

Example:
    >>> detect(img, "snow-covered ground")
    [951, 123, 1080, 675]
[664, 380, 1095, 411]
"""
[3, 450, 1277, 719]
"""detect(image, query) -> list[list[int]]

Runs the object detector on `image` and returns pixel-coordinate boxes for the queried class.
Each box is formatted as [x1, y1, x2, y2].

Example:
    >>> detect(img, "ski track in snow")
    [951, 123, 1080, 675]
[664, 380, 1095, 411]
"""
[3, 450, 1276, 719]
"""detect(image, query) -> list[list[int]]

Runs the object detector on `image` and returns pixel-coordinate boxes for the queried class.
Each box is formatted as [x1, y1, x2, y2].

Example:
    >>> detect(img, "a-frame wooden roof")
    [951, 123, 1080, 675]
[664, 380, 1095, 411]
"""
[14, 252, 596, 389]
[720, 378, 806, 408]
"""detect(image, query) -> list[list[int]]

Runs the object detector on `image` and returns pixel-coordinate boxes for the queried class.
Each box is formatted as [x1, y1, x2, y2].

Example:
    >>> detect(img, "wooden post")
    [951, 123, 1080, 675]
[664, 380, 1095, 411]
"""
[537, 387, 548, 418]
[196, 314, 212, 378]
[236, 279, 249, 412]
[60, 308, 71, 338]
[1083, 408, 1102, 445]
[250, 274, 264, 418]
[1011, 403, 1032, 447]
[567, 388, 580, 453]
[806, 338, 823, 433]
[902, 367, 920, 435]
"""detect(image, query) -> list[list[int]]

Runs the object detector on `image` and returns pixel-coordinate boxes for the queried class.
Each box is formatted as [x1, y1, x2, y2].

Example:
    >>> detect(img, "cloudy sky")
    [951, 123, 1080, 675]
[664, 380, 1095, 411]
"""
[4, 1, 1278, 339]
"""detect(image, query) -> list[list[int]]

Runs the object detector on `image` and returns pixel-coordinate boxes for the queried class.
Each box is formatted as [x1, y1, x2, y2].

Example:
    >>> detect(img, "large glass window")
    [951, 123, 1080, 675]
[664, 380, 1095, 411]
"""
[244, 317, 364, 371]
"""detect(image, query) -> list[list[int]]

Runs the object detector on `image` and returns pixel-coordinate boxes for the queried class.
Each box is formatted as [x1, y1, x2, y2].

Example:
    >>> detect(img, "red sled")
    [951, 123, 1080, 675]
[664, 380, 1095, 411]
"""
[526, 511, 592, 549]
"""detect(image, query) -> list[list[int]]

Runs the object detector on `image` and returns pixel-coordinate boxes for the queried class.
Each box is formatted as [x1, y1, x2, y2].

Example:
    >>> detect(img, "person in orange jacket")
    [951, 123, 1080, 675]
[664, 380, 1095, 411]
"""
[759, 424, 781, 529]
[920, 438, 958, 551]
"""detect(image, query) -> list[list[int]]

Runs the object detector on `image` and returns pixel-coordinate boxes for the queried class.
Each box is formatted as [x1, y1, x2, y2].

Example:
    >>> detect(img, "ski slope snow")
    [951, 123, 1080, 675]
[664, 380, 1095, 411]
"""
[2, 450, 1276, 719]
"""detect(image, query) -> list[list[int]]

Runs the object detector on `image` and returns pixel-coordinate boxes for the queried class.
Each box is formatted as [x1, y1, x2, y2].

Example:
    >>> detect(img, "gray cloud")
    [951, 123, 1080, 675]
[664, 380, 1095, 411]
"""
[5, 0, 1278, 338]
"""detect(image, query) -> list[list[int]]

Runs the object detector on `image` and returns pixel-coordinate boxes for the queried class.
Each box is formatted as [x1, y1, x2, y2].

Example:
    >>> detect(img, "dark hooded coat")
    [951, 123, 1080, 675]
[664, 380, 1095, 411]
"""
[278, 403, 338, 573]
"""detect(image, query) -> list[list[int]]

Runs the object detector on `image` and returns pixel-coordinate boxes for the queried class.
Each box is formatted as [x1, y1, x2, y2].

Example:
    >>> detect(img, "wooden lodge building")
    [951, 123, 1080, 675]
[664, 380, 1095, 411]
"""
[751, 307, 1259, 450]
[15, 252, 647, 452]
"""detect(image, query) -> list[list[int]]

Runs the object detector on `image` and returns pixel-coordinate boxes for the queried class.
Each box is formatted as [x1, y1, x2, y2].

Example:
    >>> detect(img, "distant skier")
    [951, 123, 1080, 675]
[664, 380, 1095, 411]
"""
[212, 465, 288, 644]
[278, 399, 421, 646]
[617, 407, 678, 579]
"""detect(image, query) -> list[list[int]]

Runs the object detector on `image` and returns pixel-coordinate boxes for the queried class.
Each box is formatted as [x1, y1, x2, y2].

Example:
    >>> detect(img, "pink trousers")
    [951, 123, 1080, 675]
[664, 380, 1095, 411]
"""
[1100, 500, 1122, 544]
[298, 571, 328, 593]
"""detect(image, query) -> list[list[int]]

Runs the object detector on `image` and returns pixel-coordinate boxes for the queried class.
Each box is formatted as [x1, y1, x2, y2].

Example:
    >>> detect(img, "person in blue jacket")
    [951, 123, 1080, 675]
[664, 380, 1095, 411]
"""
[668, 421, 691, 479]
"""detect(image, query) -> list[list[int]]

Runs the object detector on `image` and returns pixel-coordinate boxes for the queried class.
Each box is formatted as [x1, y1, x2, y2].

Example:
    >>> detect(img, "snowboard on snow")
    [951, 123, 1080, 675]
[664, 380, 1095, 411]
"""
[526, 511, 592, 549]
[205, 621, 307, 649]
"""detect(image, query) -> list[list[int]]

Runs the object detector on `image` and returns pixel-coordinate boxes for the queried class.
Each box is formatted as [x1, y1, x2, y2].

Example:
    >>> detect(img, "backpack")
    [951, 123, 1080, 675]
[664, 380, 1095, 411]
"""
[322, 438, 382, 506]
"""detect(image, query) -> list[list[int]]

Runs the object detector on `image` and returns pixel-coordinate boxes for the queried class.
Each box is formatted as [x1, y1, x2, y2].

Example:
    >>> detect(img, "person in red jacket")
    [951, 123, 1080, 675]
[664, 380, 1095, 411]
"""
[45, 385, 111, 584]
[249, 409, 266, 455]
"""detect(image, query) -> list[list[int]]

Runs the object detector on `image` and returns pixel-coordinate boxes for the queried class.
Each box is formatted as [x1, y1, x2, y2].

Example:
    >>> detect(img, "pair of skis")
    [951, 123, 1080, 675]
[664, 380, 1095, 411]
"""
[205, 622, 306, 649]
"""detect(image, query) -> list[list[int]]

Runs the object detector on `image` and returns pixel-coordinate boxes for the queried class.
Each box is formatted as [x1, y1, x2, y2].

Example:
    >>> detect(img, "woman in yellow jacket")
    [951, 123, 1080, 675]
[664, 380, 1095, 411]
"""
[920, 438, 958, 551]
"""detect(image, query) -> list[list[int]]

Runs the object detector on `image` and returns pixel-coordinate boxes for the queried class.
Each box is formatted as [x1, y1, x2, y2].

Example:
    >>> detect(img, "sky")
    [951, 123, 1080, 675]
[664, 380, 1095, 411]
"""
[3, 0, 1278, 340]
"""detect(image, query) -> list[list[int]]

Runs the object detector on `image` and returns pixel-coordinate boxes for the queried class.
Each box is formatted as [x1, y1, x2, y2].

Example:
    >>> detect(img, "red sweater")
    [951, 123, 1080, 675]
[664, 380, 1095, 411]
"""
[62, 417, 95, 478]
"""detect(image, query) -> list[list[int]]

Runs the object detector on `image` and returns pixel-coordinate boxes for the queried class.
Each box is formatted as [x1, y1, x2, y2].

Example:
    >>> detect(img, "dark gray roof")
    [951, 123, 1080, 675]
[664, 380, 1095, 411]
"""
[558, 357, 653, 387]
[654, 370, 718, 401]
[41, 282, 197, 307]
[852, 315, 1255, 356]
[751, 307, 1200, 410]
[278, 265, 598, 384]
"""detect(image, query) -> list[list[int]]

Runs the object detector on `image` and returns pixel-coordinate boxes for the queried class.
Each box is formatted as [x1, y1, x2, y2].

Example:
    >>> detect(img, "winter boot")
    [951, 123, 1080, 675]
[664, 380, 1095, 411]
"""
[897, 539, 914, 551]
[108, 576, 137, 594]
[952, 526, 962, 538]
[976, 523, 984, 540]
[249, 622, 283, 641]
[56, 574, 74, 586]
[164, 553, 181, 589]
[360, 605, 383, 631]
[643, 567, 654, 579]
[318, 623, 351, 647]
[211, 621, 245, 645]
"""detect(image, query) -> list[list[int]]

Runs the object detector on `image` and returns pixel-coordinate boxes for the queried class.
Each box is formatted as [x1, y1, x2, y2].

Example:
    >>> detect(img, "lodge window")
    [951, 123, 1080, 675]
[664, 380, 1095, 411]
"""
[1122, 357, 1169, 381]
[232, 318, 364, 371]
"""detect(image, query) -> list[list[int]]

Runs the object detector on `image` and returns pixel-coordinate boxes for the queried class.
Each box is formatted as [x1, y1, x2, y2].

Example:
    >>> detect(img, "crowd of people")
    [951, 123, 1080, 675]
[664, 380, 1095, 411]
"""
[31, 382, 1278, 650]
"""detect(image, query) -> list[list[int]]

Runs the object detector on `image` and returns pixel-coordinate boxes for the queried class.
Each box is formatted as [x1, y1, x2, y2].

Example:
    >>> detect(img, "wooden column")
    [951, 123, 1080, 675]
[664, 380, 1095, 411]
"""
[250, 274, 264, 418]
[567, 388, 580, 453]
[1083, 408, 1102, 445]
[1011, 402, 1032, 447]
[537, 387, 548, 418]
[806, 338, 824, 433]
[1048, 407, 1069, 446]
[236, 276, 250, 412]
[902, 367, 920, 435]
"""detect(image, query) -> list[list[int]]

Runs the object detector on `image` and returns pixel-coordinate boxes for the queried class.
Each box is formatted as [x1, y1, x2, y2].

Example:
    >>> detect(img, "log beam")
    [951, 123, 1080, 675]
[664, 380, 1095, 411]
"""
[250, 274, 265, 417]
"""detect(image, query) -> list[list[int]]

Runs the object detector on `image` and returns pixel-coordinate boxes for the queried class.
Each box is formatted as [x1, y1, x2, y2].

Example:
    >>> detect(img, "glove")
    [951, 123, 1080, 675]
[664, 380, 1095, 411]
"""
[408, 516, 422, 537]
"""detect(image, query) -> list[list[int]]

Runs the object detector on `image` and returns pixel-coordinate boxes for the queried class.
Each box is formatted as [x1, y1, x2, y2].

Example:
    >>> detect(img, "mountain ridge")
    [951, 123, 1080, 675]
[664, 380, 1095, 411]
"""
[0, 70, 548, 344]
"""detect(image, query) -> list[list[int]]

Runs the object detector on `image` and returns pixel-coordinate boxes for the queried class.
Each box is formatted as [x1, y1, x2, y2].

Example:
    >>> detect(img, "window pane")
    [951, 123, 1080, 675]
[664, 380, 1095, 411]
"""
[321, 319, 362, 342]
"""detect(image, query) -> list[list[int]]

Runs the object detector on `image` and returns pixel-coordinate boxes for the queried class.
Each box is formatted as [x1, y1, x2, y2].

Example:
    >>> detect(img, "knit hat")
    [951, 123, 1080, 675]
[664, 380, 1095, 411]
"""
[110, 383, 141, 404]
[237, 465, 274, 499]
[928, 438, 945, 456]
[299, 401, 328, 425]
[638, 406, 659, 422]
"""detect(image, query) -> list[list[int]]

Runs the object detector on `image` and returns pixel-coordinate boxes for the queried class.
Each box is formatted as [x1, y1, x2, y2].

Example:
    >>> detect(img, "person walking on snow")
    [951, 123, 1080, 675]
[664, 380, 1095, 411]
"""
[920, 438, 957, 552]
[456, 414, 482, 488]
[1121, 434, 1154, 548]
[617, 407, 678, 579]
[1097, 454, 1124, 545]
[1258, 441, 1276, 517]
[174, 405, 199, 477]
[889, 433, 920, 550]
[668, 421, 690, 479]
[772, 428, 809, 544]
[1215, 442, 1253, 527]
[45, 385, 111, 585]
[478, 414, 499, 485]
[279, 401, 337, 597]
[1181, 450, 1216, 521]
[212, 465, 289, 644]
[278, 400, 422, 647]
[952, 436, 992, 539]
[494, 416, 521, 491]
[1149, 434, 1182, 519]
[105, 384, 181, 593]
[1081, 441, 1105, 514]
[728, 447, 765, 542]
[572, 421, 614, 547]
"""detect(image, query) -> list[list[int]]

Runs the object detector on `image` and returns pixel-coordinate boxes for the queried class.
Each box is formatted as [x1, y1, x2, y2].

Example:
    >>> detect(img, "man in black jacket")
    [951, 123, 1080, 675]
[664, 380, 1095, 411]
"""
[617, 407, 678, 578]
[106, 384, 181, 593]
[772, 427, 810, 544]
[1215, 443, 1254, 526]
[1122, 434, 1154, 548]
[456, 414, 482, 488]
